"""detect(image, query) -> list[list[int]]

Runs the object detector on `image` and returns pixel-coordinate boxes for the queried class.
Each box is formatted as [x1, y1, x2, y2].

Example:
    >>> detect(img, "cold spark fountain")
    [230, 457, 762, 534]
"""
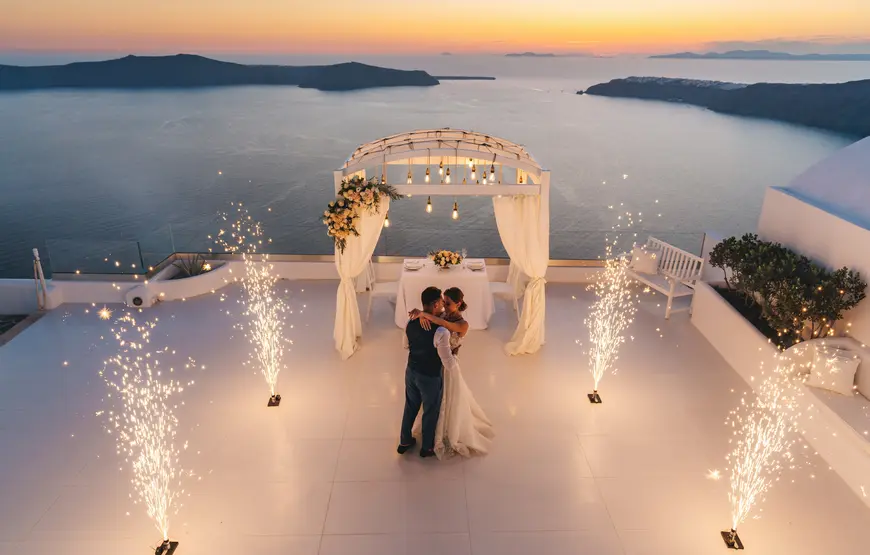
[98, 312, 196, 555]
[213, 202, 289, 406]
[584, 209, 639, 403]
[722, 357, 803, 549]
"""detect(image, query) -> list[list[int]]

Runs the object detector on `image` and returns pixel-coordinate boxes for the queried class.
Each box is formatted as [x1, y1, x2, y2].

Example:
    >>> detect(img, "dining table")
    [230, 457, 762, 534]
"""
[394, 258, 495, 330]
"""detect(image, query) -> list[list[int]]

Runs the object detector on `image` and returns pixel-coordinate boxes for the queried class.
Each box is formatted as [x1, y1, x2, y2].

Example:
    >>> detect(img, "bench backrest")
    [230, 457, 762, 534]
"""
[646, 237, 704, 282]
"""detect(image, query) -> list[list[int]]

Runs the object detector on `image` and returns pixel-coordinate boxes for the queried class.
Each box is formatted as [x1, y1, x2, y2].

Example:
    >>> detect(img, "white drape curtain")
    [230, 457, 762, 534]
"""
[334, 198, 390, 359]
[493, 195, 549, 355]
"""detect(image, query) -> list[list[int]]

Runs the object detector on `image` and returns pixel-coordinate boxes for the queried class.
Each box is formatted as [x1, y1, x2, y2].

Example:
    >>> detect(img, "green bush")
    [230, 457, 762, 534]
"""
[710, 236, 866, 348]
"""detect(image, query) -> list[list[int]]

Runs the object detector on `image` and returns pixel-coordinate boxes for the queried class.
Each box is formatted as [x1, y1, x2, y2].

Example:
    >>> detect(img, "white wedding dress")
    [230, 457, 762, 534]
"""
[413, 319, 494, 459]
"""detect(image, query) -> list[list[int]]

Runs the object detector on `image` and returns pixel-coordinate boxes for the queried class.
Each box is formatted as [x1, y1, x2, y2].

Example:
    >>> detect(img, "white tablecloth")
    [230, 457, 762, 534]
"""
[395, 259, 495, 330]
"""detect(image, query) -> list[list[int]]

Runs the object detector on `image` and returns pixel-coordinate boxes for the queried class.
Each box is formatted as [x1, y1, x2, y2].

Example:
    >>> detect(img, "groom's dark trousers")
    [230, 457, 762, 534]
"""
[401, 320, 444, 451]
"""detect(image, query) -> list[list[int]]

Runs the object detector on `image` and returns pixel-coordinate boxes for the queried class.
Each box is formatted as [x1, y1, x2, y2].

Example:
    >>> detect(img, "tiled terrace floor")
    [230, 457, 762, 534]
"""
[1, 281, 868, 555]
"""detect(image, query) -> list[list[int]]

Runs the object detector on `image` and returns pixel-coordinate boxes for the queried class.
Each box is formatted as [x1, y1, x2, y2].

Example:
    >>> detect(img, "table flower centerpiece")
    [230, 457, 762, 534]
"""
[430, 249, 463, 269]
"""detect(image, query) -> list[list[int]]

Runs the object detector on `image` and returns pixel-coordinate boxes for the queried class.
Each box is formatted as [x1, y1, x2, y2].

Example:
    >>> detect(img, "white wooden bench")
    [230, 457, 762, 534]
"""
[626, 237, 705, 319]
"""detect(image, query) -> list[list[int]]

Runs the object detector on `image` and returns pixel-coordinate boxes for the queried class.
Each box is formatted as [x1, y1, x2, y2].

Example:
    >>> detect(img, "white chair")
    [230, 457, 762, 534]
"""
[490, 262, 522, 319]
[366, 278, 398, 322]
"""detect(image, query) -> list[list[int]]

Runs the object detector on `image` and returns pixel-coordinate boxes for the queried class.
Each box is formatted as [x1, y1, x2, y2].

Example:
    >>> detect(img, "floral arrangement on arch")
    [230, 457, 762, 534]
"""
[323, 176, 401, 253]
[430, 249, 463, 268]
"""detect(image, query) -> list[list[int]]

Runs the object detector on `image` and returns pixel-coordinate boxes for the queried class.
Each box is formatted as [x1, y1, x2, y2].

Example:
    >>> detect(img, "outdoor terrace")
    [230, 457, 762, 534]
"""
[1, 281, 869, 555]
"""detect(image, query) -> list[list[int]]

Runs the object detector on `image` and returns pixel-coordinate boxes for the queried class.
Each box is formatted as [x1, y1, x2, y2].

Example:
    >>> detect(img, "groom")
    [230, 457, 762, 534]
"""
[398, 286, 455, 458]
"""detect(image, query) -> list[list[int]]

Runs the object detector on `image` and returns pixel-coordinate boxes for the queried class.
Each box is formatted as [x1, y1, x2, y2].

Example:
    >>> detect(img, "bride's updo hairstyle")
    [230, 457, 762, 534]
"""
[444, 287, 467, 312]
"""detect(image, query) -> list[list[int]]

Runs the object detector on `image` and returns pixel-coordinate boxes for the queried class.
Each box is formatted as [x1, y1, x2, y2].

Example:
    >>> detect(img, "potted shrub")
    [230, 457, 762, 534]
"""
[709, 236, 866, 349]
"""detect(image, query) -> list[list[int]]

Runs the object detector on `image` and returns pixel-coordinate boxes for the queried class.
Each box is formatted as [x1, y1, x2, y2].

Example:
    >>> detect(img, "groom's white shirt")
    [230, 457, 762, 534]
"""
[403, 323, 456, 368]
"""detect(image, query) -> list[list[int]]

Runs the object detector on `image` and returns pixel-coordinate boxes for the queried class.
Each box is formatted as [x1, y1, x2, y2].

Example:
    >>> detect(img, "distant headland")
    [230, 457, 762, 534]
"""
[583, 77, 870, 137]
[0, 54, 445, 92]
[650, 50, 870, 61]
[505, 52, 556, 58]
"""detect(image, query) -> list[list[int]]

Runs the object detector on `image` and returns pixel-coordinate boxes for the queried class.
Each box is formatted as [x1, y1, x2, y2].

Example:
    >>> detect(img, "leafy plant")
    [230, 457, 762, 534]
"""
[805, 267, 867, 339]
[710, 235, 867, 348]
[172, 253, 210, 279]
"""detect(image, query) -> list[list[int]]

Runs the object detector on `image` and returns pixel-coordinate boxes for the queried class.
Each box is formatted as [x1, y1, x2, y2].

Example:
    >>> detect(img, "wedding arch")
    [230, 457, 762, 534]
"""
[330, 128, 550, 360]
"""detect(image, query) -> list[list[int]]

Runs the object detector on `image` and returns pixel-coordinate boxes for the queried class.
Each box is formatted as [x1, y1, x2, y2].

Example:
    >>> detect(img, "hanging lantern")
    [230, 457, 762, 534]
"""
[426, 196, 432, 213]
[452, 201, 459, 220]
[425, 167, 431, 183]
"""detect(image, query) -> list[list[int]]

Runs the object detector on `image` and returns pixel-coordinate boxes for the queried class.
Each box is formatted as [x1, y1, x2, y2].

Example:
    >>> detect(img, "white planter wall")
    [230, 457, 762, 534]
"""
[692, 281, 870, 509]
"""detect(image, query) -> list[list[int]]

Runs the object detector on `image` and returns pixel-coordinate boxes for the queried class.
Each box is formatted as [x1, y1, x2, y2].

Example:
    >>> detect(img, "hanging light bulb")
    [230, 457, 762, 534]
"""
[445, 167, 451, 184]
[438, 160, 444, 176]
[383, 211, 390, 227]
[425, 167, 430, 183]
[467, 158, 473, 168]
[482, 170, 488, 182]
[471, 164, 476, 181]
[490, 164, 496, 182]
[407, 170, 413, 184]
[452, 201, 459, 220]
[381, 174, 386, 185]
[462, 178, 467, 185]
[519, 173, 524, 184]
[426, 196, 432, 213]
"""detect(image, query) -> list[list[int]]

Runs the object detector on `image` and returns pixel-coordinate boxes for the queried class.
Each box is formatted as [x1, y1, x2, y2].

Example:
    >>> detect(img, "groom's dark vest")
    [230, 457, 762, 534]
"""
[406, 319, 443, 377]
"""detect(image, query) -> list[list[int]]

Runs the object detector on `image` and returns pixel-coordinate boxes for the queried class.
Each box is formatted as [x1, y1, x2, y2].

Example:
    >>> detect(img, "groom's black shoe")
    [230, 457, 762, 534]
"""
[419, 448, 436, 458]
[397, 438, 416, 455]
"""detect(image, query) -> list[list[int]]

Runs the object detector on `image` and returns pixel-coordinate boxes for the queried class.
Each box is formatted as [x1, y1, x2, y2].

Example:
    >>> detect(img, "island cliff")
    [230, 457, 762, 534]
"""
[585, 77, 870, 137]
[0, 54, 440, 92]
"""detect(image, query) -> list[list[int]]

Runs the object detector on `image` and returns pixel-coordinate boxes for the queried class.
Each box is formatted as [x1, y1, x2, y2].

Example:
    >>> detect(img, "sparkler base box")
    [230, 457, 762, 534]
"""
[587, 391, 602, 404]
[721, 530, 744, 550]
[155, 540, 179, 555]
[268, 394, 281, 407]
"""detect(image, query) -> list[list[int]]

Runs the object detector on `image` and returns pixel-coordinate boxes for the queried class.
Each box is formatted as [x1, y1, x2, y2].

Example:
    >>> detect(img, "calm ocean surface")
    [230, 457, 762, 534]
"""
[1, 55, 868, 277]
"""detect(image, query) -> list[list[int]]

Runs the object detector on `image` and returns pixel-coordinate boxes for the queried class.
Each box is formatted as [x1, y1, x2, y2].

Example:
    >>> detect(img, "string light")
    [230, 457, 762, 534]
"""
[426, 197, 432, 213]
[407, 159, 412, 184]
[425, 150, 431, 183]
[215, 203, 290, 404]
[384, 211, 391, 227]
[723, 357, 803, 548]
[471, 164, 477, 181]
[438, 159, 444, 176]
[445, 166, 451, 184]
[452, 200, 459, 220]
[425, 167, 430, 183]
[97, 312, 197, 545]
[482, 171, 488, 182]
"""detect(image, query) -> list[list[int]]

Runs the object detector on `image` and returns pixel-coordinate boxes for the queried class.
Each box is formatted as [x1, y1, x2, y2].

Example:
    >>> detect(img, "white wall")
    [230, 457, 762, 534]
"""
[0, 279, 40, 314]
[758, 187, 870, 345]
[0, 261, 605, 314]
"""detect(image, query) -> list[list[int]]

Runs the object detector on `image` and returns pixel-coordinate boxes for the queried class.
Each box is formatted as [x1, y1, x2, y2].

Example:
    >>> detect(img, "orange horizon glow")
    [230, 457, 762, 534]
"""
[2, 1, 869, 56]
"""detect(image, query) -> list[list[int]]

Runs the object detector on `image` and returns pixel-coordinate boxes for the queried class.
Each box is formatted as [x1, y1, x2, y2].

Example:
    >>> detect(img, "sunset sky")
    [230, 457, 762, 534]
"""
[2, 0, 869, 55]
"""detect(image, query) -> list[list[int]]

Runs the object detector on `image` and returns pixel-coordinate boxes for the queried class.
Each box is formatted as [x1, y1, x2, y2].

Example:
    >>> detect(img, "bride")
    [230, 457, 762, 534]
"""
[410, 287, 494, 459]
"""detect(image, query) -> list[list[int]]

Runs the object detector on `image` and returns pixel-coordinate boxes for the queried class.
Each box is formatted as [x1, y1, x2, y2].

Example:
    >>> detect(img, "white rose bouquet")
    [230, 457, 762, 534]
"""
[429, 249, 463, 268]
